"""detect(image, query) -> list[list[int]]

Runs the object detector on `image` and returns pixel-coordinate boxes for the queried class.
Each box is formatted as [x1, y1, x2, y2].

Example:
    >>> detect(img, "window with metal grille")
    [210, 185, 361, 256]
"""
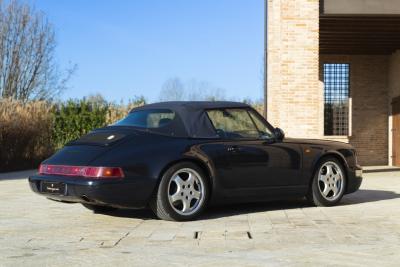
[323, 63, 349, 136]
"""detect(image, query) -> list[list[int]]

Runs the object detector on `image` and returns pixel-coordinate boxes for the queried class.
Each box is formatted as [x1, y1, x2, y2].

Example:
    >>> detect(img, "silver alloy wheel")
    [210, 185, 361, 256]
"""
[167, 168, 205, 216]
[318, 161, 344, 201]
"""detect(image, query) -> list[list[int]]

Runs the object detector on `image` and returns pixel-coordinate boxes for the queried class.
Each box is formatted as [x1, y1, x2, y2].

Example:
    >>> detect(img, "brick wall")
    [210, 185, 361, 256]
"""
[267, 0, 322, 138]
[267, 0, 392, 166]
[320, 55, 389, 166]
[389, 51, 400, 100]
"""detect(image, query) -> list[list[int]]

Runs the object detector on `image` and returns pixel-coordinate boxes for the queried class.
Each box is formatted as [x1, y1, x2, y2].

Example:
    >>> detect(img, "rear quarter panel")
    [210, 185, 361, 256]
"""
[89, 133, 204, 185]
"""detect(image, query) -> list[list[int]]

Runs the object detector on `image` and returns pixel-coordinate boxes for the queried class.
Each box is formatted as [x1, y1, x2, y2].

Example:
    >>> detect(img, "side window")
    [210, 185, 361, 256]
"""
[206, 109, 259, 139]
[114, 109, 175, 128]
[147, 112, 175, 128]
[248, 110, 274, 139]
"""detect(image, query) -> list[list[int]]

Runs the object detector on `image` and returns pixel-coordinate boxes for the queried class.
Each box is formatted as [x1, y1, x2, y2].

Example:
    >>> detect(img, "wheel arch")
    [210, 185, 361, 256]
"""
[156, 157, 215, 196]
[309, 151, 349, 190]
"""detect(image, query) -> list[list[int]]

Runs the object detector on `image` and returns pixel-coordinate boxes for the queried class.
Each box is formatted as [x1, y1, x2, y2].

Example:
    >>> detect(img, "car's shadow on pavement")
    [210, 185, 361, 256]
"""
[341, 189, 400, 205]
[98, 200, 309, 221]
[101, 208, 157, 220]
[202, 189, 400, 219]
[101, 189, 400, 220]
[201, 199, 310, 220]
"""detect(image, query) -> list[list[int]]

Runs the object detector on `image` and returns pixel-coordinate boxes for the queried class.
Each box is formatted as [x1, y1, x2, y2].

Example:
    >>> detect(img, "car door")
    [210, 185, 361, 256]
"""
[206, 108, 302, 191]
[224, 139, 302, 188]
[245, 110, 302, 187]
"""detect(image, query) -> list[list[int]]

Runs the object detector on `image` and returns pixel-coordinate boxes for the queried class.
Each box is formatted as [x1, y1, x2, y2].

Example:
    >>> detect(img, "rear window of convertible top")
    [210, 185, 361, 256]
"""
[114, 109, 176, 128]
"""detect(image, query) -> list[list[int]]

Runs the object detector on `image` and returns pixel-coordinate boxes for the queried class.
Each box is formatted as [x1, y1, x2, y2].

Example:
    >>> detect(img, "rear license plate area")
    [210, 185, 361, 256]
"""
[41, 181, 66, 195]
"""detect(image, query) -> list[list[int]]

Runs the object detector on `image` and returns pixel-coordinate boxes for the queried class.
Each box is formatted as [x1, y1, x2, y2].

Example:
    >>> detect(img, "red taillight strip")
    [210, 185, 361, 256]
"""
[38, 164, 124, 179]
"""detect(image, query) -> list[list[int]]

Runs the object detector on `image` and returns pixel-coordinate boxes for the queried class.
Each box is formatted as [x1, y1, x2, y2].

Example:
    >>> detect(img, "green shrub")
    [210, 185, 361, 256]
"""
[51, 99, 108, 149]
[51, 96, 146, 149]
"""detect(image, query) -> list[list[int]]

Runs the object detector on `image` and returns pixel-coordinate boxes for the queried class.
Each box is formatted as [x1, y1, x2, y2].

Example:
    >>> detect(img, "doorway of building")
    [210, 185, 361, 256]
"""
[393, 97, 400, 166]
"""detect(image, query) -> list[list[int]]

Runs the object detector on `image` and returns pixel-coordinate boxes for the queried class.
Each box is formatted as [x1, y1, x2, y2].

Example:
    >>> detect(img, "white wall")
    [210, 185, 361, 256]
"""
[388, 50, 400, 165]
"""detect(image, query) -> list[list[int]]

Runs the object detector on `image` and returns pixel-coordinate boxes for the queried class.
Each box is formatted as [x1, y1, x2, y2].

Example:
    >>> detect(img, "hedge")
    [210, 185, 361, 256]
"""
[0, 98, 144, 172]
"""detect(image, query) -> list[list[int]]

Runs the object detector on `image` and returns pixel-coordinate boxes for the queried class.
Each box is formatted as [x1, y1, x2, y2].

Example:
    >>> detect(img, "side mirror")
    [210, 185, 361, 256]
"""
[274, 127, 285, 141]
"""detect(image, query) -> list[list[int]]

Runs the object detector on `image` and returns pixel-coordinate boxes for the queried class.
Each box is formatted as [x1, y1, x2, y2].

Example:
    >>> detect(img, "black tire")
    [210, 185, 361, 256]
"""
[150, 162, 209, 221]
[307, 157, 346, 207]
[81, 204, 117, 213]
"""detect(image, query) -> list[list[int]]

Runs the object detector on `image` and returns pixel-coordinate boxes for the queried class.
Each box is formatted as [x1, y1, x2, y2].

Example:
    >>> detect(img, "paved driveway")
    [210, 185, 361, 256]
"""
[1, 171, 400, 267]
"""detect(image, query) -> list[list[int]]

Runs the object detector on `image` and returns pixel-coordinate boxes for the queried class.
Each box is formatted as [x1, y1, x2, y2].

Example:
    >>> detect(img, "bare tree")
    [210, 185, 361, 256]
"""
[0, 0, 75, 102]
[160, 77, 226, 101]
[203, 87, 225, 101]
[159, 77, 185, 101]
[186, 79, 207, 101]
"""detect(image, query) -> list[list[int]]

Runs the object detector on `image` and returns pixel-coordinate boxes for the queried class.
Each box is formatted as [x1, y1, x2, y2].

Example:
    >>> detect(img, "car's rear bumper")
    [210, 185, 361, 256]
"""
[29, 174, 157, 208]
[346, 164, 363, 194]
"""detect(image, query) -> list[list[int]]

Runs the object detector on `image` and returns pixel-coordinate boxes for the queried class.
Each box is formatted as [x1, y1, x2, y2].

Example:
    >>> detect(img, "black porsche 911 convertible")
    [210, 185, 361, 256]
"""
[29, 101, 363, 221]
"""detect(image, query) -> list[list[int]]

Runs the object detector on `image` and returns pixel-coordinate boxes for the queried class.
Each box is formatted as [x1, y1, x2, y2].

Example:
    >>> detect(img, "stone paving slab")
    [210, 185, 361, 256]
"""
[0, 171, 400, 266]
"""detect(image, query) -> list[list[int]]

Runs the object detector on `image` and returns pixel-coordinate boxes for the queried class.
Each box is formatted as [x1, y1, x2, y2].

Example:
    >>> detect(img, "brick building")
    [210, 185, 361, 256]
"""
[267, 0, 400, 166]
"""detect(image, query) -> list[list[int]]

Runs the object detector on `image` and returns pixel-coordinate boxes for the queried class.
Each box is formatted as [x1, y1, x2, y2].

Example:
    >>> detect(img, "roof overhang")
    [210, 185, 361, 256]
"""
[320, 15, 400, 55]
[322, 0, 400, 15]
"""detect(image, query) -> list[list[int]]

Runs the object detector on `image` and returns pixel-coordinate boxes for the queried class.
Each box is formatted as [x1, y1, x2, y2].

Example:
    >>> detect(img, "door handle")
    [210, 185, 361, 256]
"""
[227, 146, 241, 152]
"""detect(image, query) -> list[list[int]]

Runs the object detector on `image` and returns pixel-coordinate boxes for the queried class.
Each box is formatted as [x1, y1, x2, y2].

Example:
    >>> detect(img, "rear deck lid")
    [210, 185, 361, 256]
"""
[67, 129, 132, 147]
[45, 127, 139, 166]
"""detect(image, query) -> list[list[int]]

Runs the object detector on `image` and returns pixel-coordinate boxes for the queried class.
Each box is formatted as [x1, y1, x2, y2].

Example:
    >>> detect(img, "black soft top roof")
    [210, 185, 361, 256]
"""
[129, 101, 250, 138]
[130, 101, 249, 111]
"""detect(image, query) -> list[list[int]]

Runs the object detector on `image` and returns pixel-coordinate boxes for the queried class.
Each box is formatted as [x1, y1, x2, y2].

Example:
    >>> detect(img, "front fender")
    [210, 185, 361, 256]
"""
[312, 150, 350, 171]
[301, 144, 354, 186]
